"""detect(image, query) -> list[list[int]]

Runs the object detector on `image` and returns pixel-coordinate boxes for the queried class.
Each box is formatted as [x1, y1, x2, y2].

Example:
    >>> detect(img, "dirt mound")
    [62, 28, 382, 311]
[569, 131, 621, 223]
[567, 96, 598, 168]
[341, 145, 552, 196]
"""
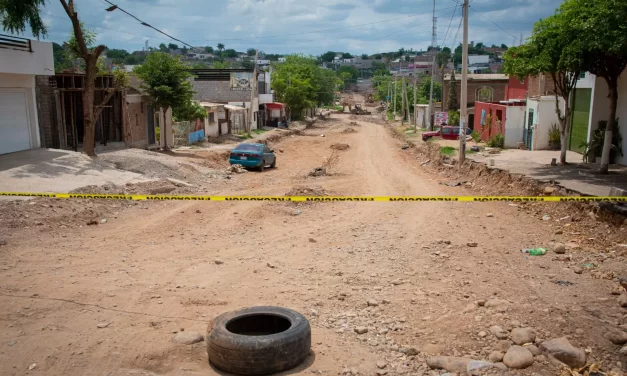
[71, 180, 198, 195]
[330, 143, 350, 151]
[285, 185, 329, 196]
[343, 128, 356, 134]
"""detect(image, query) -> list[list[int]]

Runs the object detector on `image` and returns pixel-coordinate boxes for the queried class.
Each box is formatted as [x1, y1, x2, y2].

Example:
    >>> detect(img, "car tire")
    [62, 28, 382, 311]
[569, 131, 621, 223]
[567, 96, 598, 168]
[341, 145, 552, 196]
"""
[259, 161, 265, 172]
[271, 158, 276, 168]
[206, 306, 311, 375]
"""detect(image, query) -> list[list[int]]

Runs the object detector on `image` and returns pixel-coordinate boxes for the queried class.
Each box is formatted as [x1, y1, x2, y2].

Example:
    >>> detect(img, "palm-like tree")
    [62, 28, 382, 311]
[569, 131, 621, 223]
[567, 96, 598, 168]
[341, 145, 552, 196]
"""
[217, 43, 225, 52]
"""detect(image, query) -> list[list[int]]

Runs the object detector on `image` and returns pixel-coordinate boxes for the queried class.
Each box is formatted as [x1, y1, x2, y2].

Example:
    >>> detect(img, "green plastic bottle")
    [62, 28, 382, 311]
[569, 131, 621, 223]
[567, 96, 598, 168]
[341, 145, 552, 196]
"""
[521, 248, 547, 256]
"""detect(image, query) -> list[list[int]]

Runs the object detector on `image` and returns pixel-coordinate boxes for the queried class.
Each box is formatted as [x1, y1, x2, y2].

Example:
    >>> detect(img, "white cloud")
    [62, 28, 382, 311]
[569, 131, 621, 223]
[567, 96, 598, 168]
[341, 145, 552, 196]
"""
[34, 0, 562, 54]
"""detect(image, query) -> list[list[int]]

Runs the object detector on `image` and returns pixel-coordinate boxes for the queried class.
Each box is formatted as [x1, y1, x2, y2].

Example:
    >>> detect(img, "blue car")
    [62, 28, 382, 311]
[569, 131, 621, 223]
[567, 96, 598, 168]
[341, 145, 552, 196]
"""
[229, 143, 276, 171]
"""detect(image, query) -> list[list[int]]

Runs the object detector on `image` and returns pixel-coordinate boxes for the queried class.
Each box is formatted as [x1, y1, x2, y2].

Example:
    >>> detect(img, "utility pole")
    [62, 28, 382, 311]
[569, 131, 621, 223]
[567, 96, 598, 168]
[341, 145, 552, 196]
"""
[428, 0, 437, 130]
[393, 75, 397, 120]
[401, 76, 406, 124]
[458, 0, 469, 164]
[248, 49, 258, 137]
[413, 57, 417, 129]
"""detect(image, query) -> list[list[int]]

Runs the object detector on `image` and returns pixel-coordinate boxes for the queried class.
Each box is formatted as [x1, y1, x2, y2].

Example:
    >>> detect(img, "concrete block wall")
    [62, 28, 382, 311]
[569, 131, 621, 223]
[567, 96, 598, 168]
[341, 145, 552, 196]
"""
[192, 80, 251, 103]
[125, 101, 148, 148]
[35, 75, 59, 149]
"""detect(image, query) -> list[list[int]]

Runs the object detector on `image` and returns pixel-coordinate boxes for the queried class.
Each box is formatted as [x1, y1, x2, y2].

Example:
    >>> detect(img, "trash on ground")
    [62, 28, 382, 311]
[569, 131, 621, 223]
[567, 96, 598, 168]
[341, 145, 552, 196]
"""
[521, 248, 547, 256]
[552, 280, 574, 286]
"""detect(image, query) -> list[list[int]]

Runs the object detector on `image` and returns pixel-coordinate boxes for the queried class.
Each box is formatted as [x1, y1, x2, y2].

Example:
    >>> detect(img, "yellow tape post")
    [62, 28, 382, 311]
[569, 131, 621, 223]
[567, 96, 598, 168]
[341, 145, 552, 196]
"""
[1, 192, 626, 202]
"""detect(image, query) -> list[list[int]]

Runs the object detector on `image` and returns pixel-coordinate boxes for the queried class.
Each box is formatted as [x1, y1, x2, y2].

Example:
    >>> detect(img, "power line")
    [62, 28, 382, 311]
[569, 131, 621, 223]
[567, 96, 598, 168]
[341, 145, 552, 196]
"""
[440, 0, 460, 48]
[467, 7, 517, 39]
[102, 0, 197, 50]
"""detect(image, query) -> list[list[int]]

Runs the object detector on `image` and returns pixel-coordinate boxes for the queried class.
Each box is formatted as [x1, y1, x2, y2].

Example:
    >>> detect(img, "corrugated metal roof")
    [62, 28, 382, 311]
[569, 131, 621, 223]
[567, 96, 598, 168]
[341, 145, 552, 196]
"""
[443, 73, 508, 81]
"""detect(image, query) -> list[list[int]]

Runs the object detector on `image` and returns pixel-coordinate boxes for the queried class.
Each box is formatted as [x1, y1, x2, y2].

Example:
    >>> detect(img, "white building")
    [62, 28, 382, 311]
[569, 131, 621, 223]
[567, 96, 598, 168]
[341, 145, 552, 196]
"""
[0, 35, 54, 155]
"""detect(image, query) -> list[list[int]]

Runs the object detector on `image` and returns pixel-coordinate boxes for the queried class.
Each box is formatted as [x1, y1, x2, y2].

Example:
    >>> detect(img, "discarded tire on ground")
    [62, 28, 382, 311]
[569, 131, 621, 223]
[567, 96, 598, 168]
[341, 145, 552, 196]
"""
[206, 306, 311, 375]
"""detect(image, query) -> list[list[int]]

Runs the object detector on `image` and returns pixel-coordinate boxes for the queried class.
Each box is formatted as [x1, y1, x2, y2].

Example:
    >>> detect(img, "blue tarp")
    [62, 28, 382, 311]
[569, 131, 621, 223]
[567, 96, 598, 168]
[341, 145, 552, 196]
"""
[188, 129, 205, 144]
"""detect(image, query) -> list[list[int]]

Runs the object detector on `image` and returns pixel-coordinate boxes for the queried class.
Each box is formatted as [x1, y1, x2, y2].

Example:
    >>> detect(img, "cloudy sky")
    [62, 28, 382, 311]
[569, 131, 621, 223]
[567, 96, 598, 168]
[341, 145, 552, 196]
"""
[31, 0, 562, 55]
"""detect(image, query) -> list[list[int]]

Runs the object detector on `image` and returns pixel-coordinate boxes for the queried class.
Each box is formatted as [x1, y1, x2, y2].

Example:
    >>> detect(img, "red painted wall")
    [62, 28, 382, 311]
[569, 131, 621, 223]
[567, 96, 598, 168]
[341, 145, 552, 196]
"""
[505, 76, 528, 100]
[474, 102, 507, 142]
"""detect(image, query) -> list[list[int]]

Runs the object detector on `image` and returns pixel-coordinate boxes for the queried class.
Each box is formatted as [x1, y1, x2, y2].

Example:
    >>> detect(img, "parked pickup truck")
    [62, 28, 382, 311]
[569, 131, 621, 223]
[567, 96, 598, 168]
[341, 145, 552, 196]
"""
[422, 126, 472, 142]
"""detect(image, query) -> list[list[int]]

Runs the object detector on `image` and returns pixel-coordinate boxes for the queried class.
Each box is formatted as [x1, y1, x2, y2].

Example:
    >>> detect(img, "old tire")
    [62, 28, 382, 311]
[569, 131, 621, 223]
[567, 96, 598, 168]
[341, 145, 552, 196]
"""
[270, 159, 276, 168]
[206, 306, 311, 375]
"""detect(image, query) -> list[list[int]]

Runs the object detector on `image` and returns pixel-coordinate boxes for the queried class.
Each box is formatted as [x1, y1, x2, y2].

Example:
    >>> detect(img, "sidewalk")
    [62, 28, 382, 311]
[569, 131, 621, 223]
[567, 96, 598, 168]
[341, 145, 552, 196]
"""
[468, 149, 627, 196]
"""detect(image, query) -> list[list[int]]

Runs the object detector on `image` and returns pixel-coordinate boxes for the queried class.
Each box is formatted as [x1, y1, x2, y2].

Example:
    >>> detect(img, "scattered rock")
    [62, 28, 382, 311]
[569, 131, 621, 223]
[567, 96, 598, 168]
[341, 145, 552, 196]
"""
[484, 299, 510, 308]
[505, 320, 521, 331]
[493, 363, 508, 371]
[544, 187, 556, 195]
[0, 239, 7, 246]
[100, 218, 108, 224]
[553, 243, 566, 254]
[526, 344, 542, 356]
[172, 331, 204, 345]
[87, 219, 99, 226]
[477, 299, 487, 307]
[466, 360, 494, 374]
[308, 238, 317, 243]
[511, 327, 536, 345]
[376, 361, 387, 369]
[489, 351, 504, 363]
[542, 215, 551, 221]
[489, 325, 509, 340]
[367, 299, 379, 307]
[330, 143, 350, 151]
[426, 356, 473, 373]
[555, 230, 564, 235]
[619, 293, 627, 307]
[214, 259, 224, 265]
[399, 347, 419, 356]
[227, 164, 248, 174]
[28, 363, 37, 371]
[604, 329, 627, 345]
[354, 326, 368, 334]
[539, 337, 587, 369]
[620, 345, 627, 355]
[478, 331, 488, 338]
[97, 322, 112, 328]
[467, 242, 478, 247]
[496, 340, 512, 352]
[7, 340, 17, 346]
[486, 213, 494, 217]
[267, 262, 276, 269]
[573, 267, 584, 274]
[503, 345, 534, 369]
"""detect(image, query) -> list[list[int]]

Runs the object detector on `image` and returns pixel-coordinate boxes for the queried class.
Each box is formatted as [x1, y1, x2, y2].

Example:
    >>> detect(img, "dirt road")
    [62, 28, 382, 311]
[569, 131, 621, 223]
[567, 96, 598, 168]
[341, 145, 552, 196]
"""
[0, 115, 625, 376]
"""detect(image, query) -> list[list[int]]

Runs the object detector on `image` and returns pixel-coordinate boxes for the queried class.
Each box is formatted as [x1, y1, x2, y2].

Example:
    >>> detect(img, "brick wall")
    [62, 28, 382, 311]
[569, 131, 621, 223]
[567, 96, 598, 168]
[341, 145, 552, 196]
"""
[35, 75, 59, 148]
[442, 79, 508, 110]
[527, 74, 556, 97]
[192, 80, 251, 102]
[125, 101, 148, 148]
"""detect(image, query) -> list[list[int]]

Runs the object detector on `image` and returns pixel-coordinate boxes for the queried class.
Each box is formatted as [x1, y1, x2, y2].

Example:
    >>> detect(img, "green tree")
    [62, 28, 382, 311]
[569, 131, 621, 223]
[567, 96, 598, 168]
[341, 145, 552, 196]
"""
[475, 42, 484, 49]
[53, 42, 72, 72]
[338, 66, 359, 82]
[361, 54, 369, 60]
[213, 60, 229, 69]
[222, 48, 238, 58]
[241, 59, 254, 69]
[106, 48, 129, 64]
[374, 54, 382, 60]
[341, 52, 352, 59]
[133, 53, 195, 150]
[168, 43, 179, 50]
[247, 48, 256, 57]
[159, 43, 168, 52]
[501, 44, 508, 49]
[448, 71, 459, 111]
[320, 51, 336, 62]
[504, 12, 582, 164]
[181, 46, 188, 54]
[173, 100, 206, 122]
[420, 77, 442, 102]
[560, 0, 627, 173]
[271, 55, 338, 119]
[436, 47, 452, 68]
[205, 46, 214, 54]
[0, 0, 125, 156]
[217, 43, 225, 55]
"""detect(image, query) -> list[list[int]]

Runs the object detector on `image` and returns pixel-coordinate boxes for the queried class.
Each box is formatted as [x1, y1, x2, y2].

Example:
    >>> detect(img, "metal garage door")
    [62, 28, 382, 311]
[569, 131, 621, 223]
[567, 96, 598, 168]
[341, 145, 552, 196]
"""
[0, 90, 31, 155]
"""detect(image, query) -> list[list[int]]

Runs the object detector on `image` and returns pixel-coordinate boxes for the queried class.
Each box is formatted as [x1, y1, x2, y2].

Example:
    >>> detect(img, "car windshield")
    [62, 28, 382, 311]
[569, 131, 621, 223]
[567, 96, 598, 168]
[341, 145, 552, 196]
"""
[233, 144, 261, 152]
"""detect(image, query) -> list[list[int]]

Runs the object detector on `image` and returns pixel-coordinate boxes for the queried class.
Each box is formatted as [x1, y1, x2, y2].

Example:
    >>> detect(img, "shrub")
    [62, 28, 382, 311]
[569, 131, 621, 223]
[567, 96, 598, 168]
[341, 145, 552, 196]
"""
[448, 110, 460, 126]
[548, 123, 561, 149]
[440, 146, 456, 156]
[470, 130, 481, 143]
[487, 134, 504, 148]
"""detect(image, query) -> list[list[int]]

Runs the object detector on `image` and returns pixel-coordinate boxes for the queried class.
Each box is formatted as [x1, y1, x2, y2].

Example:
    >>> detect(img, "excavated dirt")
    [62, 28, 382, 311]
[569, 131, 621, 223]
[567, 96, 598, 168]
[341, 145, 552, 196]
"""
[330, 143, 351, 151]
[0, 114, 626, 376]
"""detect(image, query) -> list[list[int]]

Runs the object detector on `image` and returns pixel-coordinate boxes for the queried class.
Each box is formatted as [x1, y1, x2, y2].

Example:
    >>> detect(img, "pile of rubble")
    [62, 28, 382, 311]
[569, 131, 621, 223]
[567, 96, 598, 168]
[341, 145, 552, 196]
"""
[226, 164, 248, 174]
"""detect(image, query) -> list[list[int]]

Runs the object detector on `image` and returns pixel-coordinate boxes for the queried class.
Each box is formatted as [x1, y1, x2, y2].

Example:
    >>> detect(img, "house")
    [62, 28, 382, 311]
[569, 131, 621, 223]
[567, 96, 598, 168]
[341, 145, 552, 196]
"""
[474, 101, 526, 148]
[278, 57, 286, 63]
[199, 102, 225, 137]
[0, 34, 54, 155]
[442, 74, 509, 112]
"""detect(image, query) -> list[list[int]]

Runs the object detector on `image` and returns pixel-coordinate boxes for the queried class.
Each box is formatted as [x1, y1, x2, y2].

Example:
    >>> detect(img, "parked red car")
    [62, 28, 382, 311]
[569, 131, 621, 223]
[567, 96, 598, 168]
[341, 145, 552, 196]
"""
[422, 126, 472, 141]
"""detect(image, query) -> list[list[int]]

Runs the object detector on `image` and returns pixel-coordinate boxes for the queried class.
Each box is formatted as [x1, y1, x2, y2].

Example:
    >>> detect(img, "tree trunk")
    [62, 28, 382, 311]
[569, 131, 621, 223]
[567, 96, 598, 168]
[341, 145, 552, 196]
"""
[599, 80, 618, 174]
[82, 56, 97, 156]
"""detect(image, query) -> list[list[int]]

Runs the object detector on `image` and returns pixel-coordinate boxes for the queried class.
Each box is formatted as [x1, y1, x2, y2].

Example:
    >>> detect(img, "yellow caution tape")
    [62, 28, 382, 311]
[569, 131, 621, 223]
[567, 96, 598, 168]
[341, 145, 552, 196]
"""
[0, 192, 626, 202]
